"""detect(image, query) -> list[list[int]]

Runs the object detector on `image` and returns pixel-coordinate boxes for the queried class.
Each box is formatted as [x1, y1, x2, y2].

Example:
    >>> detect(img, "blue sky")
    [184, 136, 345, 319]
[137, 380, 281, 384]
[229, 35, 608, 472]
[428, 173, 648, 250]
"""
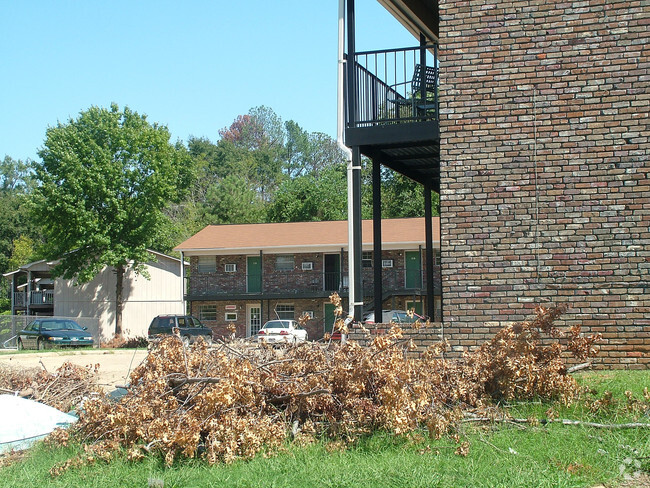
[1, 1, 416, 162]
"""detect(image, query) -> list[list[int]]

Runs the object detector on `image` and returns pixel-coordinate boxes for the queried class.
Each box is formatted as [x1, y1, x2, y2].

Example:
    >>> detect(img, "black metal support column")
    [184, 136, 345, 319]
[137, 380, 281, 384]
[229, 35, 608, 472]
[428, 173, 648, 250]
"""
[424, 181, 435, 320]
[372, 158, 383, 320]
[419, 33, 427, 104]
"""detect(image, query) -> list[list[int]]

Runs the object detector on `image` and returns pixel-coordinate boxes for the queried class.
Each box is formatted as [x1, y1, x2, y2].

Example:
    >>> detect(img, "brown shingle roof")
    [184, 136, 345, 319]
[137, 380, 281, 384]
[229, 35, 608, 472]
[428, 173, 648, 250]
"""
[175, 218, 440, 253]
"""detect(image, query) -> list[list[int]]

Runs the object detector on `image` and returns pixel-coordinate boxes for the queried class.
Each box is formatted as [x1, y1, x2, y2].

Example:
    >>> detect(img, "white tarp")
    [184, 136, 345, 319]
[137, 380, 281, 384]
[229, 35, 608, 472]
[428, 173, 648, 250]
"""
[0, 394, 77, 453]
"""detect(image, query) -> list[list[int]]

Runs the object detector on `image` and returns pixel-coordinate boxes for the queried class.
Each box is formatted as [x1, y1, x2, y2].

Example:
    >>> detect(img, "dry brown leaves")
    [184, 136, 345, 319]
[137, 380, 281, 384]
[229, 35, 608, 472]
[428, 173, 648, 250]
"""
[0, 361, 101, 412]
[50, 304, 600, 473]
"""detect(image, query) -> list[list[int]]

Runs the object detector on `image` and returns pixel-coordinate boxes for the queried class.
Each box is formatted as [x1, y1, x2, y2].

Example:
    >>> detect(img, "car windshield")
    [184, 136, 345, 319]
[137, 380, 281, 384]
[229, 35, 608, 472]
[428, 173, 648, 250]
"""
[262, 320, 291, 329]
[40, 320, 83, 331]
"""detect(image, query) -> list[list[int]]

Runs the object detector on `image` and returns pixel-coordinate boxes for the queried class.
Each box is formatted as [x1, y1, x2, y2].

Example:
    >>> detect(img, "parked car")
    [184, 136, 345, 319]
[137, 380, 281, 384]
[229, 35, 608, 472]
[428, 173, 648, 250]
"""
[363, 310, 425, 325]
[256, 320, 308, 344]
[17, 318, 94, 350]
[147, 315, 213, 346]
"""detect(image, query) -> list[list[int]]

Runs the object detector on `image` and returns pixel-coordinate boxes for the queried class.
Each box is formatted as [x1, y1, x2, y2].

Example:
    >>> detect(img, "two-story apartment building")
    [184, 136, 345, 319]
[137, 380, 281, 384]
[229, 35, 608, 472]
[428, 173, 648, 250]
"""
[175, 217, 441, 340]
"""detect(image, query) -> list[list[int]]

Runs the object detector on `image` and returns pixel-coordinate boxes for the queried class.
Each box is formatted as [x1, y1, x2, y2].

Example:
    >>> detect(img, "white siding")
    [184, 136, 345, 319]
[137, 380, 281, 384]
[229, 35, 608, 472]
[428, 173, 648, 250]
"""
[54, 255, 185, 340]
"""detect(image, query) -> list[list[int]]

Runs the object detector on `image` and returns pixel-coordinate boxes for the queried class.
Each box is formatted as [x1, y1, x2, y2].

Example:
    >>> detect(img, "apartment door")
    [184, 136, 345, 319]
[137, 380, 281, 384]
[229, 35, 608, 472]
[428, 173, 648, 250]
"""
[247, 256, 261, 293]
[324, 254, 340, 291]
[324, 303, 336, 335]
[247, 304, 262, 337]
[405, 251, 422, 289]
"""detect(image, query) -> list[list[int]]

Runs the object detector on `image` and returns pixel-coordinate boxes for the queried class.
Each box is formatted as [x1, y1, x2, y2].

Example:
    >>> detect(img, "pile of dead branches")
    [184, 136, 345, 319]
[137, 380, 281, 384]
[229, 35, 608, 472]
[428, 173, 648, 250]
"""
[52, 304, 603, 469]
[0, 361, 102, 412]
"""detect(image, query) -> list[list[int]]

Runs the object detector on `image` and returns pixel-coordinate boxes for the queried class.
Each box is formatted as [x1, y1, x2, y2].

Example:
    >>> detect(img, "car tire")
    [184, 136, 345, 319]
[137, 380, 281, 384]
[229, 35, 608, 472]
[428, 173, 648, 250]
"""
[182, 335, 190, 347]
[17, 338, 24, 350]
[37, 338, 44, 350]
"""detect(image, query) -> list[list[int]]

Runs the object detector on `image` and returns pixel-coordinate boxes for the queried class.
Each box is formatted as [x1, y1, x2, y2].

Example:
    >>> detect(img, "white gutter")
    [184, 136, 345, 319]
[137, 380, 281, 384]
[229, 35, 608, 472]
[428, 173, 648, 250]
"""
[337, 0, 357, 321]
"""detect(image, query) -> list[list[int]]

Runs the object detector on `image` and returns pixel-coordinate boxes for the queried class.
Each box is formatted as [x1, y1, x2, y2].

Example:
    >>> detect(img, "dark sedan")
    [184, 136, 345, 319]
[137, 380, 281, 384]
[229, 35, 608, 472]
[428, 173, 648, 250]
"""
[18, 318, 94, 350]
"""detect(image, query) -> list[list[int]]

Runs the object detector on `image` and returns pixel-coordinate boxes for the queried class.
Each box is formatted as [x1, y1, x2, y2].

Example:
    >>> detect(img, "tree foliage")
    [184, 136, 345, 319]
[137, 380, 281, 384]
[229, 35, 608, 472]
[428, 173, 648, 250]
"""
[32, 104, 193, 334]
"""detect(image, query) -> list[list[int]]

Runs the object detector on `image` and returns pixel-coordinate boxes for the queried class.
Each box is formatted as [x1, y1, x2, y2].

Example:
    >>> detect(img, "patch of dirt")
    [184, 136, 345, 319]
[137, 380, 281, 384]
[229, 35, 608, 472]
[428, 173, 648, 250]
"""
[0, 349, 149, 391]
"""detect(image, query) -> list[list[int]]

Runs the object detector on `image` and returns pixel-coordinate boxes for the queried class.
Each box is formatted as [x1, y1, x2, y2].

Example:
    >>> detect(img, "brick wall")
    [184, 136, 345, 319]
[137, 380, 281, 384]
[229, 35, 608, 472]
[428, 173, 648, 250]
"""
[191, 297, 340, 341]
[439, 0, 649, 368]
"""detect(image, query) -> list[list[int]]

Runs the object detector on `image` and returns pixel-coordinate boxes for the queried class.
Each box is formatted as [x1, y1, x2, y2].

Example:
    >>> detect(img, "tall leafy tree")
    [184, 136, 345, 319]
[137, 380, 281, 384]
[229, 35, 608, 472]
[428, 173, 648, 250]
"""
[0, 156, 37, 272]
[32, 104, 193, 336]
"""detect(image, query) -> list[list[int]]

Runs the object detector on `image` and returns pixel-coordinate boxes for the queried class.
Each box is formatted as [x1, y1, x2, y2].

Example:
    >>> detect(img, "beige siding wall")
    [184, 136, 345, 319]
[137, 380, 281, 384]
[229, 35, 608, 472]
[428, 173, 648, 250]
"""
[54, 257, 184, 340]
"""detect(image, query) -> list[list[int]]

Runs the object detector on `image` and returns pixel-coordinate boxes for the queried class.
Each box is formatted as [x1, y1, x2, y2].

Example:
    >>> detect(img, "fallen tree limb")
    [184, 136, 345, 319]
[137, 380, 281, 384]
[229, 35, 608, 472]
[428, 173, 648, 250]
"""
[267, 389, 330, 405]
[567, 362, 592, 374]
[168, 376, 224, 388]
[465, 416, 650, 429]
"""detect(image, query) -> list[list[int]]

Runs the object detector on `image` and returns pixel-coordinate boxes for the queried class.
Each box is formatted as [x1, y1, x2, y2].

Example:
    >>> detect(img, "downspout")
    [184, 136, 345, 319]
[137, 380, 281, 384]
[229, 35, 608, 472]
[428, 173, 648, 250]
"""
[180, 251, 186, 314]
[337, 0, 356, 322]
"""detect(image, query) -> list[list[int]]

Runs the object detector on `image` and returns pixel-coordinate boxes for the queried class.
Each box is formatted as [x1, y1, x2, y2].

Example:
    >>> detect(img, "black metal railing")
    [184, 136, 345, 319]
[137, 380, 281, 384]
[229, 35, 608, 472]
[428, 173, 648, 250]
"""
[186, 271, 349, 297]
[186, 266, 441, 298]
[348, 44, 439, 128]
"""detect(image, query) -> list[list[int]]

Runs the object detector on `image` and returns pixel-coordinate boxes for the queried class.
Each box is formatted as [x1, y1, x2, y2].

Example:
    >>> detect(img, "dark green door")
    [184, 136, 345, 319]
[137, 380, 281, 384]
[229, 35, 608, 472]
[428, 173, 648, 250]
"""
[405, 251, 422, 289]
[247, 256, 261, 293]
[324, 303, 336, 335]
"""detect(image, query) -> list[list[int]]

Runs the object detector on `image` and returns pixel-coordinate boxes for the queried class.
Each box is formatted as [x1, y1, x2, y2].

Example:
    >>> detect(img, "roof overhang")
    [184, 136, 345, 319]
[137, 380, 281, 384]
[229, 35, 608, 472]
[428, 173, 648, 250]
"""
[377, 0, 439, 41]
[180, 242, 436, 256]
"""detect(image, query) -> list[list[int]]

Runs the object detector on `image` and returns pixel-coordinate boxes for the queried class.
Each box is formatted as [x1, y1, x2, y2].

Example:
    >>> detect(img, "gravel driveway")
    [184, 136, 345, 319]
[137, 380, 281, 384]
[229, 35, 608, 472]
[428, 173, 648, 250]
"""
[0, 349, 149, 391]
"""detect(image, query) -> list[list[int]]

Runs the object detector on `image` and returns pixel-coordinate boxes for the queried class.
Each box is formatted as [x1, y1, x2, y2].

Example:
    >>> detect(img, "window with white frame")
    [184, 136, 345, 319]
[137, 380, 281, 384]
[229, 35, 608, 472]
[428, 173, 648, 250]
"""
[275, 255, 294, 271]
[302, 261, 313, 271]
[199, 305, 217, 321]
[197, 256, 216, 273]
[362, 251, 372, 268]
[225, 312, 238, 321]
[224, 263, 237, 272]
[275, 304, 294, 320]
[382, 259, 394, 268]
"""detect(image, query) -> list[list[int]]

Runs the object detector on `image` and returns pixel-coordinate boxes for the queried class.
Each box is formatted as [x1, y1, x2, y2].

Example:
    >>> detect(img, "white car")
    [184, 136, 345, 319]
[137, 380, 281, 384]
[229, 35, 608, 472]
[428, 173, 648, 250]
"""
[256, 320, 308, 344]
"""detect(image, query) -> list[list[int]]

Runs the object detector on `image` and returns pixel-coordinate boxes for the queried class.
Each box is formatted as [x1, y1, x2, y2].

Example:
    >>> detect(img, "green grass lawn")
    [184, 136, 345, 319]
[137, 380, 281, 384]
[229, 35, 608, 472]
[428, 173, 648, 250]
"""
[1, 371, 648, 488]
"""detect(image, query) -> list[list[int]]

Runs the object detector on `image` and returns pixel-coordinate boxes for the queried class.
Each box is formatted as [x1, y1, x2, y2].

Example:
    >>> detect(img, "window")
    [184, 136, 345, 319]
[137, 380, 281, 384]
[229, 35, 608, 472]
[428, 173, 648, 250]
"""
[302, 261, 313, 271]
[362, 251, 372, 268]
[275, 304, 294, 320]
[275, 255, 294, 271]
[225, 312, 237, 321]
[303, 311, 314, 319]
[382, 259, 394, 268]
[198, 256, 216, 273]
[224, 263, 237, 273]
[199, 305, 217, 321]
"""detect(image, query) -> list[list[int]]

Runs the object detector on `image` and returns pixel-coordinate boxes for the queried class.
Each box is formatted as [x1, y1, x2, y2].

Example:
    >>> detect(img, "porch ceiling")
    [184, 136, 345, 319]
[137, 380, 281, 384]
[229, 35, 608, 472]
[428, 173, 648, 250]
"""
[344, 120, 440, 193]
[377, 0, 439, 40]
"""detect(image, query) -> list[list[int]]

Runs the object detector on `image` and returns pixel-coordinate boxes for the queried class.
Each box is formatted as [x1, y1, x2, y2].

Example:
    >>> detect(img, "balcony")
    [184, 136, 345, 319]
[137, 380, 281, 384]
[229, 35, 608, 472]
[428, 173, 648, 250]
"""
[185, 266, 441, 301]
[348, 44, 438, 129]
[13, 290, 54, 309]
[345, 44, 440, 192]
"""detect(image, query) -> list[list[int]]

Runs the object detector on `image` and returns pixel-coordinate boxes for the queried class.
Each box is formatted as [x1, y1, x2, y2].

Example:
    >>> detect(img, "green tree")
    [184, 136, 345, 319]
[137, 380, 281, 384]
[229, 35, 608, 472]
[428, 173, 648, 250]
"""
[268, 163, 348, 222]
[32, 104, 192, 336]
[7, 235, 36, 271]
[205, 173, 266, 224]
